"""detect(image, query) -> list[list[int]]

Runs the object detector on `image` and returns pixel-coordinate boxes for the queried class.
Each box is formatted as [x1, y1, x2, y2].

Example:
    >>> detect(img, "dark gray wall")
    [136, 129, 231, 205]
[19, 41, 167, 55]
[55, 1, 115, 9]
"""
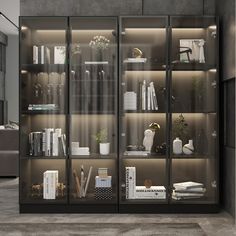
[216, 0, 236, 217]
[20, 0, 215, 16]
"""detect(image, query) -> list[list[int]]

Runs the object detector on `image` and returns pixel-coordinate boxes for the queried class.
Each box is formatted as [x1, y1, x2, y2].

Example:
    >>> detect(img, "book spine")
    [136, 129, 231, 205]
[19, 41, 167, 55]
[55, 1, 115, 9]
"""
[142, 80, 146, 110]
[41, 45, 45, 64]
[33, 45, 38, 64]
[52, 132, 59, 156]
[147, 86, 151, 110]
[45, 129, 52, 156]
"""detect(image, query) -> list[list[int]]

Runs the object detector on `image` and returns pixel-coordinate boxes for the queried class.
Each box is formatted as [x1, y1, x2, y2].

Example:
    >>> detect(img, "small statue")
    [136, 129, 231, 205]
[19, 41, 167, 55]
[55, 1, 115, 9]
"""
[143, 123, 160, 152]
[143, 129, 155, 152]
[132, 48, 143, 58]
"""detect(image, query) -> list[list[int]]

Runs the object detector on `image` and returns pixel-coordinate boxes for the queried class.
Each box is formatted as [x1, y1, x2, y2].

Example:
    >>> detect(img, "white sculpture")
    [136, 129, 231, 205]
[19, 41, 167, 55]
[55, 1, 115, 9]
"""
[143, 129, 155, 152]
[198, 39, 205, 63]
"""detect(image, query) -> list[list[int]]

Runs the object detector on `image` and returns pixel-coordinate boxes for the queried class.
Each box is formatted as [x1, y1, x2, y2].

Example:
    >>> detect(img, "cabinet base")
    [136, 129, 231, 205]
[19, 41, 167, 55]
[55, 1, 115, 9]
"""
[20, 204, 219, 213]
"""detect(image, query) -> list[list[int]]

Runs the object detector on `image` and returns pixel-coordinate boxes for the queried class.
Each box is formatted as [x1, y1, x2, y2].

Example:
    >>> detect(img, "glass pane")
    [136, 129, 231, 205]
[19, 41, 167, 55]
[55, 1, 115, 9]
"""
[69, 17, 118, 205]
[20, 17, 68, 204]
[170, 17, 218, 204]
[120, 17, 168, 204]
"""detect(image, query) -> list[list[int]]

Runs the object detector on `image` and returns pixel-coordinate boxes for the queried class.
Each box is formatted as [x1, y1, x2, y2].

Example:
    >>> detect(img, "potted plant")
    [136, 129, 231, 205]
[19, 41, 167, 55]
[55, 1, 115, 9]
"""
[93, 128, 110, 155]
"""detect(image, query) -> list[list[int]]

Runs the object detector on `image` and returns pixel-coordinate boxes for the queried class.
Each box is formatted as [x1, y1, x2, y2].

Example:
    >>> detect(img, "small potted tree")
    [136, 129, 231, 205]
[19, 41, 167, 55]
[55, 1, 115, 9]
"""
[93, 128, 110, 155]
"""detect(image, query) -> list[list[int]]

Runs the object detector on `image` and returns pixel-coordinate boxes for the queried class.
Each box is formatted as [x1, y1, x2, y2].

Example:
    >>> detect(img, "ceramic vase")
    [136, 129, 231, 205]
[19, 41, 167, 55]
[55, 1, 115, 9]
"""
[173, 137, 182, 155]
[183, 139, 194, 155]
[99, 143, 110, 155]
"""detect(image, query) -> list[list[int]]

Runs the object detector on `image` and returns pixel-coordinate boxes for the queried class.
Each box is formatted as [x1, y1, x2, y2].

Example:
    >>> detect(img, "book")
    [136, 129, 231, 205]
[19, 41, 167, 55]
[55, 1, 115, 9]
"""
[125, 167, 136, 199]
[150, 82, 158, 110]
[142, 80, 146, 110]
[43, 170, 58, 199]
[123, 58, 147, 63]
[52, 132, 59, 156]
[33, 45, 38, 64]
[135, 186, 166, 199]
[147, 86, 151, 110]
[173, 181, 204, 190]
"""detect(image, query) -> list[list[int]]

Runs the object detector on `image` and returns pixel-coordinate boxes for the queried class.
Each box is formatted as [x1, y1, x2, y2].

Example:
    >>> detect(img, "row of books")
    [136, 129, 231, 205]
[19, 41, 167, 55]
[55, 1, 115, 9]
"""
[172, 181, 206, 200]
[125, 167, 166, 199]
[33, 45, 65, 64]
[28, 104, 59, 111]
[29, 128, 66, 157]
[123, 81, 159, 111]
[43, 170, 58, 199]
[141, 80, 158, 111]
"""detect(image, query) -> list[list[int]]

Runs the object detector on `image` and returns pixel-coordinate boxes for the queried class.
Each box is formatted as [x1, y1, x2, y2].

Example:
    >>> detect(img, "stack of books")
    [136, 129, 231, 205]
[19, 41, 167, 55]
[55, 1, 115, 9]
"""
[28, 104, 59, 111]
[172, 181, 206, 200]
[43, 170, 58, 200]
[140, 80, 158, 111]
[29, 128, 66, 157]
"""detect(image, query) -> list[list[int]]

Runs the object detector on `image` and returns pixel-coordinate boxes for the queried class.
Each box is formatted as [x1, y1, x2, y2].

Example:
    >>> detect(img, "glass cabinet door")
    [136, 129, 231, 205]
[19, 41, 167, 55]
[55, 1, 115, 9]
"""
[170, 16, 218, 204]
[119, 17, 169, 206]
[69, 17, 118, 207]
[20, 17, 68, 204]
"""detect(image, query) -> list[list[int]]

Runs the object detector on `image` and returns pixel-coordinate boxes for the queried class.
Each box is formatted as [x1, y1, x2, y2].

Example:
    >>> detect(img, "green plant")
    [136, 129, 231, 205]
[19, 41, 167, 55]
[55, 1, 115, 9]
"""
[93, 128, 108, 144]
[172, 114, 189, 142]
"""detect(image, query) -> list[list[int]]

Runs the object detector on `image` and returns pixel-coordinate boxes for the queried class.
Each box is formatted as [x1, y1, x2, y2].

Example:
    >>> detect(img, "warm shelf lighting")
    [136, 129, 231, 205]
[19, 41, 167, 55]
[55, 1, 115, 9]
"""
[21, 70, 28, 74]
[172, 28, 204, 31]
[36, 30, 65, 33]
[21, 26, 28, 30]
[125, 28, 165, 30]
[209, 25, 217, 30]
[209, 69, 217, 72]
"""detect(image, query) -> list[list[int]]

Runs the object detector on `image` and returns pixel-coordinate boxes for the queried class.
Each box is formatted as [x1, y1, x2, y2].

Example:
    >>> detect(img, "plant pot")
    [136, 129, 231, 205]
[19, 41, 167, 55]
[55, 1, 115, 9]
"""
[99, 143, 110, 155]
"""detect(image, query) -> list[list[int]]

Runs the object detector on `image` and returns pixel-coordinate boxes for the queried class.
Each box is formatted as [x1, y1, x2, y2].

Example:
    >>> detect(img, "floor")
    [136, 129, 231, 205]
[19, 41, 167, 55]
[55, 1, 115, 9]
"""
[0, 178, 235, 235]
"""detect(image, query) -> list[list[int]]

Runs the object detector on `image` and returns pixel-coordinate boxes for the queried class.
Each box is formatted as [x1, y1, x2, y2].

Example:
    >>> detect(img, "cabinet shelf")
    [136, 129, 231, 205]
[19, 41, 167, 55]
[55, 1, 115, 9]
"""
[171, 154, 213, 159]
[70, 153, 117, 159]
[21, 156, 66, 160]
[71, 194, 117, 204]
[123, 62, 166, 71]
[21, 198, 67, 204]
[22, 110, 66, 115]
[21, 64, 66, 73]
[120, 199, 167, 204]
[171, 63, 216, 71]
[124, 110, 165, 114]
[121, 154, 166, 159]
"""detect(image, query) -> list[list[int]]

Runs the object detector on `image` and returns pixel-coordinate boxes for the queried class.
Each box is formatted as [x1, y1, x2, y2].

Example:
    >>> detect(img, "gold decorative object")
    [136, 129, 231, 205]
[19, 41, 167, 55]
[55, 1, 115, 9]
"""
[144, 179, 152, 188]
[132, 48, 143, 58]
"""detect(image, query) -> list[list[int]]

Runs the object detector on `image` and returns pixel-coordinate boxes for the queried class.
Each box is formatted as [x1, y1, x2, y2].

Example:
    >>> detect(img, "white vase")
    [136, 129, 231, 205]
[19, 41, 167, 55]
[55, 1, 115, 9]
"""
[99, 143, 110, 155]
[183, 139, 194, 155]
[173, 137, 182, 155]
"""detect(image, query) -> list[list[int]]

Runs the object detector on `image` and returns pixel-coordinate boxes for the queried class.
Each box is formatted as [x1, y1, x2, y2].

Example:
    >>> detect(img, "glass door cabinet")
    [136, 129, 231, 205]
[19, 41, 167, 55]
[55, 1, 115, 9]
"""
[19, 16, 219, 213]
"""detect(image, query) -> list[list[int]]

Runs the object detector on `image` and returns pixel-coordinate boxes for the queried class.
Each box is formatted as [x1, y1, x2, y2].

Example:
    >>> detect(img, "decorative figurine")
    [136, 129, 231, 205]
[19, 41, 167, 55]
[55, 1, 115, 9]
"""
[143, 123, 160, 152]
[173, 137, 183, 155]
[144, 179, 152, 188]
[132, 47, 143, 58]
[183, 139, 194, 155]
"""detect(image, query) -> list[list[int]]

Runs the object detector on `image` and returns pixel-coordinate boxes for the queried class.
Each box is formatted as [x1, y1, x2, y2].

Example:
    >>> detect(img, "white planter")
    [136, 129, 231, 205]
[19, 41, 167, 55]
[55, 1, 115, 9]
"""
[99, 143, 110, 155]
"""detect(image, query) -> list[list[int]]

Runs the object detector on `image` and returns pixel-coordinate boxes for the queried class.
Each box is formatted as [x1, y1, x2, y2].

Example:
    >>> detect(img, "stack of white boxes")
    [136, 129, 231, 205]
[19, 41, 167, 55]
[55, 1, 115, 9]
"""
[95, 168, 112, 200]
[43, 170, 58, 200]
[124, 92, 137, 110]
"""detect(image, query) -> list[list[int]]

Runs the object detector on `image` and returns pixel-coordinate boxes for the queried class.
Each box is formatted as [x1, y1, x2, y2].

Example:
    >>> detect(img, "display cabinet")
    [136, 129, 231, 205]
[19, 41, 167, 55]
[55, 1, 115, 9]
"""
[19, 16, 219, 213]
[119, 16, 169, 212]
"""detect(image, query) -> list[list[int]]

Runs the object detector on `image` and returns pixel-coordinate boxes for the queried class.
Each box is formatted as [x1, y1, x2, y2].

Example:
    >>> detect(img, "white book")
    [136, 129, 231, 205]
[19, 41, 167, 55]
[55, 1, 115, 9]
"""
[54, 46, 65, 64]
[40, 45, 45, 64]
[147, 86, 151, 110]
[45, 128, 53, 156]
[126, 167, 136, 199]
[42, 130, 46, 155]
[173, 181, 204, 190]
[150, 82, 158, 110]
[172, 191, 204, 197]
[43, 170, 58, 199]
[33, 45, 38, 64]
[52, 132, 59, 156]
[142, 80, 146, 110]
[45, 47, 50, 64]
[135, 186, 166, 199]
[123, 58, 147, 63]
